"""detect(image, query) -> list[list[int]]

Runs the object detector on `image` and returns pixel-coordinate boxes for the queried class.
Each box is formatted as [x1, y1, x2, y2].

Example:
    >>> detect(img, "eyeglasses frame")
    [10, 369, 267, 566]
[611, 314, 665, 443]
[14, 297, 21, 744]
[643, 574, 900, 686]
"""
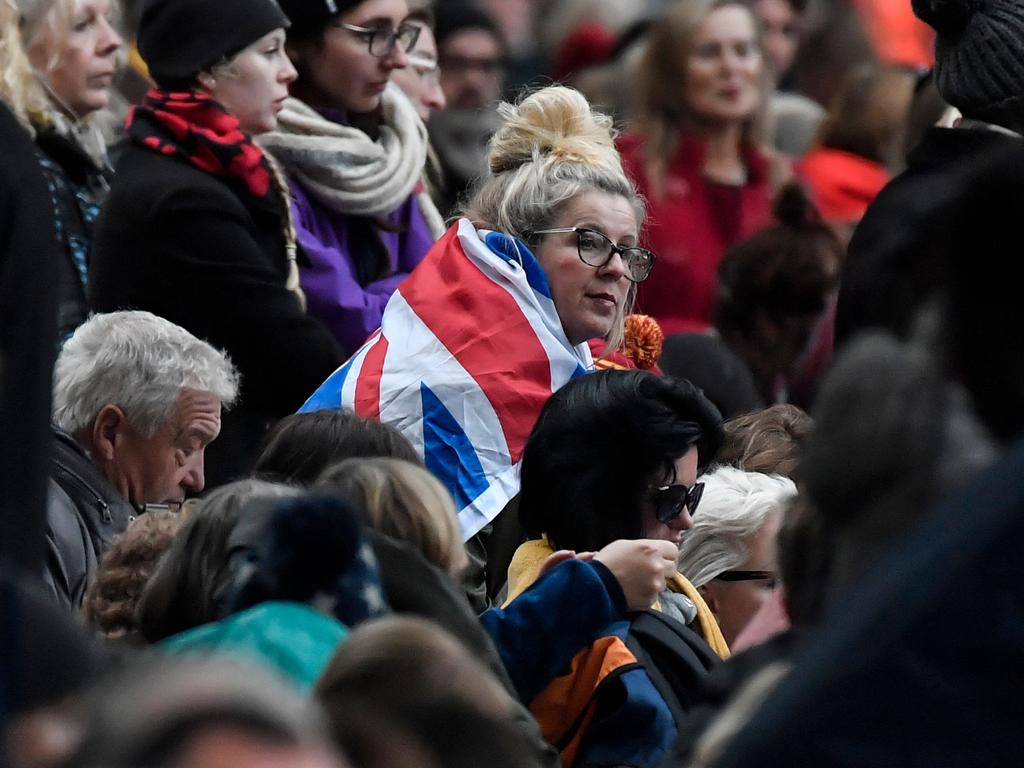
[529, 226, 656, 284]
[336, 21, 422, 58]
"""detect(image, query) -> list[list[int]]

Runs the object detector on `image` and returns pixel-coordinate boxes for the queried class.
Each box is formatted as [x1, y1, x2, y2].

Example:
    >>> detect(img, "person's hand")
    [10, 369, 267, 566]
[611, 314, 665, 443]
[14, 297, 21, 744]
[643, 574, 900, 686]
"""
[594, 539, 678, 612]
[536, 549, 596, 579]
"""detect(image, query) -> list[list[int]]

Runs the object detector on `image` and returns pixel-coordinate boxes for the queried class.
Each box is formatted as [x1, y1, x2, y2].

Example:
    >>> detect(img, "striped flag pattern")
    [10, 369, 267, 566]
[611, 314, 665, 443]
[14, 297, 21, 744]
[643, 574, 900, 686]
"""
[300, 219, 593, 540]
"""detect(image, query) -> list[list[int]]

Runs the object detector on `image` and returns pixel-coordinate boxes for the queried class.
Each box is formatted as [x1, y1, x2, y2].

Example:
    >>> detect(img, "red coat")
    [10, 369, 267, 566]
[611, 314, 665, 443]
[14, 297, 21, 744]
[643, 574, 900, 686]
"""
[619, 132, 775, 334]
[798, 146, 889, 225]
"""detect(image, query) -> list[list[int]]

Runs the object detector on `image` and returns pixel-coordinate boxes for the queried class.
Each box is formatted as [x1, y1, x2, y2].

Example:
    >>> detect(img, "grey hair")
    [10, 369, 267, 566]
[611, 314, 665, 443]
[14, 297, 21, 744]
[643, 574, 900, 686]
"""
[53, 311, 240, 438]
[65, 656, 331, 768]
[461, 86, 645, 350]
[678, 465, 796, 588]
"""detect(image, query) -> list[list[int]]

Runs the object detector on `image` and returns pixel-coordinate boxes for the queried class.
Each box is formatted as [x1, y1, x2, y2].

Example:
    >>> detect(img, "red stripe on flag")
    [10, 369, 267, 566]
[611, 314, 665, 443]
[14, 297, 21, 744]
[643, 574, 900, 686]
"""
[354, 335, 389, 421]
[398, 227, 553, 461]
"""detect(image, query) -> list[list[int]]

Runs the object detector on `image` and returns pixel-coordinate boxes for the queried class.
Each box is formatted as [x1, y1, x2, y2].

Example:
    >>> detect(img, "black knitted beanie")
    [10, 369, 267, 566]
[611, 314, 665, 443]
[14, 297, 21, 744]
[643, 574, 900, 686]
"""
[138, 0, 290, 88]
[276, 0, 366, 39]
[912, 0, 1024, 129]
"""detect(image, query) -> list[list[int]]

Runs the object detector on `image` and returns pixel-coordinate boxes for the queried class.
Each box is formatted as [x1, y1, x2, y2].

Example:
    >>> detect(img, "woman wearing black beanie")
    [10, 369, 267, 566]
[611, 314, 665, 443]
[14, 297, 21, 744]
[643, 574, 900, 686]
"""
[89, 0, 343, 488]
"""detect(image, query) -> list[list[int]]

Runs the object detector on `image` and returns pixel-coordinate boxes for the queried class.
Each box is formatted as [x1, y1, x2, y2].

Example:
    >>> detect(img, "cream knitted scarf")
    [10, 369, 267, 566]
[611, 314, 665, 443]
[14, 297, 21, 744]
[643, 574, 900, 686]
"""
[259, 83, 445, 237]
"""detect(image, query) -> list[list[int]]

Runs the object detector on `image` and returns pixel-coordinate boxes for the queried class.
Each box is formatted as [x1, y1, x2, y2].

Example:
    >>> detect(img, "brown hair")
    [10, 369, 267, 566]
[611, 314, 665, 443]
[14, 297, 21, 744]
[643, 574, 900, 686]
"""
[633, 0, 769, 192]
[316, 457, 468, 579]
[81, 509, 190, 642]
[817, 64, 916, 168]
[716, 403, 812, 479]
[316, 616, 509, 717]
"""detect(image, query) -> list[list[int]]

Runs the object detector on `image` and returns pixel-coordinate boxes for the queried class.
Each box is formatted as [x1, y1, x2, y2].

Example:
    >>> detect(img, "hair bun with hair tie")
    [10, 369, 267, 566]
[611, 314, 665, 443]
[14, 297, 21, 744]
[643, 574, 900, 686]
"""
[911, 0, 977, 37]
[772, 183, 823, 229]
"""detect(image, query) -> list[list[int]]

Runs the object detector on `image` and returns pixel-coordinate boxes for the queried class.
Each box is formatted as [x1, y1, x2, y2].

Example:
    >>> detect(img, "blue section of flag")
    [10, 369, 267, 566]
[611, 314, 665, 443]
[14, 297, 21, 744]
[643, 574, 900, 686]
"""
[299, 359, 351, 413]
[484, 231, 552, 299]
[420, 382, 489, 511]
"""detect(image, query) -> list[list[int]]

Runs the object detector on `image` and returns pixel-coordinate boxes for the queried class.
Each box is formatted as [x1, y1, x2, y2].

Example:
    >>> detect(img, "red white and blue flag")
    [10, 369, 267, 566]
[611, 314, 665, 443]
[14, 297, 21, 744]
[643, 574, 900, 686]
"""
[300, 219, 593, 540]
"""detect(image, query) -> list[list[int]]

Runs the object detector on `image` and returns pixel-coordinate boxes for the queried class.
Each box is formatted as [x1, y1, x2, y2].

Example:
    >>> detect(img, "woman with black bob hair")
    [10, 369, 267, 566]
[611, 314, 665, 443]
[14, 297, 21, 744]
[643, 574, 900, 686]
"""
[509, 369, 728, 657]
[519, 369, 724, 554]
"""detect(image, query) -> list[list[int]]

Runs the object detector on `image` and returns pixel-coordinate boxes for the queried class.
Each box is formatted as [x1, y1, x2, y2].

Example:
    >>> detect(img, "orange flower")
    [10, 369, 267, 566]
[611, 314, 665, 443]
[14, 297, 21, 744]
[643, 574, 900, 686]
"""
[624, 314, 663, 370]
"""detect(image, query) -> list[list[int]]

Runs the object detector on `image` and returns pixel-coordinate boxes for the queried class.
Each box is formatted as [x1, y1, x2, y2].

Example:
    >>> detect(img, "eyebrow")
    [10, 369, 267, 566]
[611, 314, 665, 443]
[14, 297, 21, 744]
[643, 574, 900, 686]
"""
[576, 222, 639, 244]
[352, 15, 401, 27]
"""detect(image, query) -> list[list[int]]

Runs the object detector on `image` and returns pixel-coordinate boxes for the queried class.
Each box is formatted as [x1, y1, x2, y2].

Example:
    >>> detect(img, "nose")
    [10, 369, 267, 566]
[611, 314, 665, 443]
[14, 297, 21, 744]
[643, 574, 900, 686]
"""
[424, 79, 446, 112]
[281, 53, 298, 85]
[385, 41, 409, 70]
[182, 452, 206, 494]
[670, 509, 694, 531]
[97, 15, 123, 55]
[598, 249, 629, 281]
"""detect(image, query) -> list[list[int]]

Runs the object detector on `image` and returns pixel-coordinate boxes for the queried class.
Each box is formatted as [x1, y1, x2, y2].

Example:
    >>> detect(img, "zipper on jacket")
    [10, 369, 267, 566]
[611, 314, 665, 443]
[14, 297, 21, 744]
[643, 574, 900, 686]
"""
[55, 460, 114, 524]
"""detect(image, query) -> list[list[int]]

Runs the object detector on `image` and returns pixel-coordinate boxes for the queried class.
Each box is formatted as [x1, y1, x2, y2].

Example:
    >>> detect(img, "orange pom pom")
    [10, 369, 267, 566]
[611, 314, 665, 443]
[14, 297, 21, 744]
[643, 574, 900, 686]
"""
[624, 314, 663, 370]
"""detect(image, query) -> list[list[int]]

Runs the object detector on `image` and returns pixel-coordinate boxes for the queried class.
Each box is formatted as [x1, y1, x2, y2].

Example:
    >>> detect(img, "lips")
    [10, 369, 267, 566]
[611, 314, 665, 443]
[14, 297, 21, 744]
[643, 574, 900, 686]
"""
[586, 292, 618, 308]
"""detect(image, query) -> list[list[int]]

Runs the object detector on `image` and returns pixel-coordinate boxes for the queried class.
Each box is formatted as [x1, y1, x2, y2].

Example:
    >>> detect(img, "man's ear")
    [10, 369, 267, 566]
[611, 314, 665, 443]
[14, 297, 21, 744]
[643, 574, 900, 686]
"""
[90, 404, 128, 462]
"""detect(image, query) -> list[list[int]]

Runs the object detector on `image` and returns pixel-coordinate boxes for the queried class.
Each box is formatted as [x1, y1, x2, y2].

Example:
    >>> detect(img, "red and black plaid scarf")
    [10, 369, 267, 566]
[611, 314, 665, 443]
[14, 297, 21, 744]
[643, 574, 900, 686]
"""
[126, 89, 272, 199]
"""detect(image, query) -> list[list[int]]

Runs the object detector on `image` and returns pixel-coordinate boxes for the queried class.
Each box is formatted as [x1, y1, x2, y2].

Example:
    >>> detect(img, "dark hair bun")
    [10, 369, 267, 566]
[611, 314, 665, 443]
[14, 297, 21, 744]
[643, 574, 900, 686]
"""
[773, 183, 821, 229]
[911, 0, 976, 37]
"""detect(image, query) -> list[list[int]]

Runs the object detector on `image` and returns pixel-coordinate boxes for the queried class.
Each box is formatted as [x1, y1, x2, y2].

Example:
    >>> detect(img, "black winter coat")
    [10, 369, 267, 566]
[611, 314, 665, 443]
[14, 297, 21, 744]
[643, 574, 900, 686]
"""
[836, 126, 1021, 346]
[89, 145, 343, 485]
[44, 428, 135, 608]
[0, 103, 59, 573]
[33, 125, 110, 343]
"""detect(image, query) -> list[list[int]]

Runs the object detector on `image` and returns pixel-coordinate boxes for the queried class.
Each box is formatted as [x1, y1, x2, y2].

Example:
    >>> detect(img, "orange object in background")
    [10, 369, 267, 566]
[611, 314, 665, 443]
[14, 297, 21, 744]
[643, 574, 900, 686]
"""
[853, 0, 934, 69]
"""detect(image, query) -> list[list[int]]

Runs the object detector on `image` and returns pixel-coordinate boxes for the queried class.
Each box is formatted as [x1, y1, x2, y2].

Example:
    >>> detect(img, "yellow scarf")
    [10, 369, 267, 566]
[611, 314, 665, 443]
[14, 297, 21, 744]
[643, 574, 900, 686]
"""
[504, 538, 730, 660]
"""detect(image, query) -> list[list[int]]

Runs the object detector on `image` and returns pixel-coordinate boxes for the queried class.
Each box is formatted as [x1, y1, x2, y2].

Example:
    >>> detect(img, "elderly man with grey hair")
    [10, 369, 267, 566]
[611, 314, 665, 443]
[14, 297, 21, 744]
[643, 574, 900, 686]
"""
[45, 311, 239, 608]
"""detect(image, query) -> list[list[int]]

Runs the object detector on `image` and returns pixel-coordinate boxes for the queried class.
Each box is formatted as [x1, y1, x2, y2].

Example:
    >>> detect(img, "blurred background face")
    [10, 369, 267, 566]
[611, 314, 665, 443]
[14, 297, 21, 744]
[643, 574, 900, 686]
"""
[438, 27, 504, 109]
[390, 22, 445, 121]
[684, 4, 763, 129]
[26, 0, 123, 117]
[754, 0, 800, 82]
[292, 0, 410, 115]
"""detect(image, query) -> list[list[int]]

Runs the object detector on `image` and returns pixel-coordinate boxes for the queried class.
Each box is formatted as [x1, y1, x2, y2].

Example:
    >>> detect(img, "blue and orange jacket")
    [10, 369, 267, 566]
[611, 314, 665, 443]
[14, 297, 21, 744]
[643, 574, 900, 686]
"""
[487, 540, 728, 768]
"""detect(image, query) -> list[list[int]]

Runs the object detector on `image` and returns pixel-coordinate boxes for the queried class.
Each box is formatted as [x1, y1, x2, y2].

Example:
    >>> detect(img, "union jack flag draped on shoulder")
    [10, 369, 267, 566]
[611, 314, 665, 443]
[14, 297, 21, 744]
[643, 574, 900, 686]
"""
[300, 219, 593, 540]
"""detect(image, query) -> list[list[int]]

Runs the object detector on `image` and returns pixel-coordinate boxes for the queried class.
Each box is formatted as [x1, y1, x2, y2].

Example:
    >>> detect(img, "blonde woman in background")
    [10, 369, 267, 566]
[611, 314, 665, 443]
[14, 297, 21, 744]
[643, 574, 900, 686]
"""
[619, 0, 782, 336]
[5, 0, 122, 342]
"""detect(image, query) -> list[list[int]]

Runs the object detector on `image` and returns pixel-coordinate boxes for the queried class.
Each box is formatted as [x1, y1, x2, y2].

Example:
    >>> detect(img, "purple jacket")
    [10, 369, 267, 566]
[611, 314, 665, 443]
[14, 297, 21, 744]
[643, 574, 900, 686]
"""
[291, 179, 436, 355]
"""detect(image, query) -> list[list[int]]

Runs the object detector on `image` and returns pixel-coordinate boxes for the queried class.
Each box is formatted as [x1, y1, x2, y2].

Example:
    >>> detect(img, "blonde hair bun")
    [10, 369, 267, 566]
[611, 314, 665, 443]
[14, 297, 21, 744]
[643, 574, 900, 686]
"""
[487, 85, 624, 177]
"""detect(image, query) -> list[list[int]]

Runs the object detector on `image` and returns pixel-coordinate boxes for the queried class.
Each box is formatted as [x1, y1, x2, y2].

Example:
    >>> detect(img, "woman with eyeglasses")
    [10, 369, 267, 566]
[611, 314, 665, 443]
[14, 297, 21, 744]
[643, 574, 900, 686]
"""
[262, 0, 446, 356]
[89, 0, 343, 485]
[299, 85, 665, 614]
[677, 465, 794, 646]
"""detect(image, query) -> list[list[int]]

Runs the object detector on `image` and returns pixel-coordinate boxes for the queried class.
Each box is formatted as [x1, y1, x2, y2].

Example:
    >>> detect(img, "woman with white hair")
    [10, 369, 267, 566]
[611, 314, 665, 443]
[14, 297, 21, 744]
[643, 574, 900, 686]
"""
[3, 0, 122, 342]
[677, 465, 796, 645]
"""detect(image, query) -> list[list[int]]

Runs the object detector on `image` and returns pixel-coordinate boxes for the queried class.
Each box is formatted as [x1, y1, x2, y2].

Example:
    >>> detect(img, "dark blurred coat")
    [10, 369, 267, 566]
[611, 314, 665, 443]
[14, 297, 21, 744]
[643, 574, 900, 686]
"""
[836, 126, 1020, 346]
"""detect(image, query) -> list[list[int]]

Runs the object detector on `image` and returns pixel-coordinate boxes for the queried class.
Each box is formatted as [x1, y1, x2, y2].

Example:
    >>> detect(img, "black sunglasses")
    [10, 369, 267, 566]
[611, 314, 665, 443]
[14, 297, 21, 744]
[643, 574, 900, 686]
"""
[714, 570, 776, 587]
[651, 481, 704, 524]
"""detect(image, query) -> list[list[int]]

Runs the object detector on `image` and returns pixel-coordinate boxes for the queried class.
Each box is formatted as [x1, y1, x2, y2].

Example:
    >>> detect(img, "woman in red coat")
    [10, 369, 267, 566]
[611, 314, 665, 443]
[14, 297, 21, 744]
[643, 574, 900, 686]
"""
[620, 0, 779, 334]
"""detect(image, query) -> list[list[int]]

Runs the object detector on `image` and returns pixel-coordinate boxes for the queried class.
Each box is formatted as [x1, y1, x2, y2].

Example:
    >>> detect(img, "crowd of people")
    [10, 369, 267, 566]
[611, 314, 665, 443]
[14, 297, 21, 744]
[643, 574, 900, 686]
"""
[2, 0, 1023, 765]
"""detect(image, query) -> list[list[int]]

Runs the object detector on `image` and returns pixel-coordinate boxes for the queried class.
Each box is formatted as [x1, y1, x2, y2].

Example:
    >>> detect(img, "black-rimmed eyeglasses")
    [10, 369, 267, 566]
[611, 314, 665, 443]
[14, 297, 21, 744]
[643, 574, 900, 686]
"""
[530, 227, 656, 284]
[714, 570, 776, 587]
[651, 481, 704, 525]
[335, 22, 421, 57]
